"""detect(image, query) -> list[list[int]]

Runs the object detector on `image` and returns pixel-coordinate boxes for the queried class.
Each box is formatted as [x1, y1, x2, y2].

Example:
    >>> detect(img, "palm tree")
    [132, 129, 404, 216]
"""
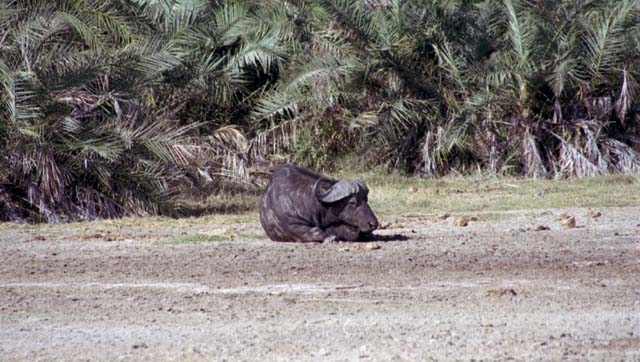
[0, 0, 309, 221]
[2, 0, 639, 222]
[0, 0, 195, 221]
[243, 0, 640, 177]
[250, 0, 439, 171]
[423, 0, 640, 177]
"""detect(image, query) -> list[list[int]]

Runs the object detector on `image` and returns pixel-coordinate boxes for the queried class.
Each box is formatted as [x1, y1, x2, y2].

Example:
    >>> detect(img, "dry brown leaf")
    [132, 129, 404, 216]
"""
[436, 213, 451, 221]
[452, 216, 479, 227]
[559, 216, 576, 229]
[453, 217, 469, 227]
[587, 209, 602, 219]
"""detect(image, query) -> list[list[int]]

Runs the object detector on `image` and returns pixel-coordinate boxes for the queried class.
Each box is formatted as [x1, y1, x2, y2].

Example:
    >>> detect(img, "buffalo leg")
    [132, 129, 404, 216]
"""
[287, 223, 332, 243]
[325, 224, 360, 241]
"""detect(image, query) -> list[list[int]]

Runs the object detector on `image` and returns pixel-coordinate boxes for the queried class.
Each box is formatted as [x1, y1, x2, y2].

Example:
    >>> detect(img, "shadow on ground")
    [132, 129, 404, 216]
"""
[359, 233, 409, 242]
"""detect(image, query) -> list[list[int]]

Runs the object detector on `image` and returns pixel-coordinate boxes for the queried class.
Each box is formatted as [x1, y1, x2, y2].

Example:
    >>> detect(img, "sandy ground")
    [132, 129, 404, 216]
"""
[1, 207, 639, 361]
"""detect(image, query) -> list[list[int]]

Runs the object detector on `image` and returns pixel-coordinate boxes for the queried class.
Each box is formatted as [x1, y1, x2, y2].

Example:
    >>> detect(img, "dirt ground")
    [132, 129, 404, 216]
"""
[1, 206, 639, 361]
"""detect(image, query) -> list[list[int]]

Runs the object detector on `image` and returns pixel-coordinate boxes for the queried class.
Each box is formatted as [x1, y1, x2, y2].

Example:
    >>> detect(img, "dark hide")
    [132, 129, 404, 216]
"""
[260, 165, 379, 242]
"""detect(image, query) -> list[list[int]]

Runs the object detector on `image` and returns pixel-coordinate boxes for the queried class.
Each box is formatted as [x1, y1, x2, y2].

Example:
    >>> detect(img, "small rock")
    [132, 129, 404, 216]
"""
[527, 225, 550, 232]
[485, 288, 517, 297]
[360, 243, 381, 252]
[453, 217, 473, 227]
[558, 215, 576, 229]
[453, 218, 468, 227]
[81, 233, 103, 240]
[436, 213, 451, 221]
[587, 209, 602, 219]
[378, 222, 403, 229]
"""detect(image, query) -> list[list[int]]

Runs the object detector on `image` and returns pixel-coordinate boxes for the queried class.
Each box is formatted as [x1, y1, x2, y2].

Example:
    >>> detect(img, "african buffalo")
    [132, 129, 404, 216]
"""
[260, 165, 379, 242]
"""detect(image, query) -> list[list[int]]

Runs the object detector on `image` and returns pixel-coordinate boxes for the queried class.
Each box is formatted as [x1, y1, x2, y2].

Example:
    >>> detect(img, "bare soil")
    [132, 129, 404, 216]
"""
[1, 207, 640, 361]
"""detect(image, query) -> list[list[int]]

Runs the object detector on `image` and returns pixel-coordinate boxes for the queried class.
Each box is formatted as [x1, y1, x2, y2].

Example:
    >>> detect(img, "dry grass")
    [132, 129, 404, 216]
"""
[345, 172, 640, 217]
[0, 173, 637, 233]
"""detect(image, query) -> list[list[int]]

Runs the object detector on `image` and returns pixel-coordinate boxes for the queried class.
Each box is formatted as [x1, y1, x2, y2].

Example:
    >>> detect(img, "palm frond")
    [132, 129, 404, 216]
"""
[433, 41, 467, 100]
[13, 72, 42, 124]
[228, 31, 287, 73]
[503, 0, 534, 71]
[249, 117, 301, 162]
[120, 37, 181, 82]
[522, 128, 548, 178]
[57, 12, 99, 49]
[214, 0, 252, 46]
[417, 126, 447, 177]
[285, 56, 355, 93]
[0, 59, 15, 123]
[546, 30, 584, 98]
[615, 69, 637, 122]
[167, 0, 208, 33]
[76, 2, 134, 45]
[252, 90, 301, 122]
[555, 125, 609, 178]
[602, 138, 640, 174]
[582, 0, 637, 82]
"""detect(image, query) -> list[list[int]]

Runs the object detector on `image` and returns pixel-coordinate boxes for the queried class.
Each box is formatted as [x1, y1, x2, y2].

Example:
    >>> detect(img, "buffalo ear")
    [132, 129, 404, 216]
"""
[316, 180, 360, 203]
[353, 179, 368, 195]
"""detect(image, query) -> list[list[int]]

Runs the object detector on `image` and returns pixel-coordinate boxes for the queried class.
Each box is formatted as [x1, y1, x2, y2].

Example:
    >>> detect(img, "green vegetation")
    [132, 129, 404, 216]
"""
[1, 0, 639, 222]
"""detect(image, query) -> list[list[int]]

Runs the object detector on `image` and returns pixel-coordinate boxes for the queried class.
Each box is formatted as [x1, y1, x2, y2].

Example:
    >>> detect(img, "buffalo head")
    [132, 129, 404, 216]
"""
[315, 179, 379, 234]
